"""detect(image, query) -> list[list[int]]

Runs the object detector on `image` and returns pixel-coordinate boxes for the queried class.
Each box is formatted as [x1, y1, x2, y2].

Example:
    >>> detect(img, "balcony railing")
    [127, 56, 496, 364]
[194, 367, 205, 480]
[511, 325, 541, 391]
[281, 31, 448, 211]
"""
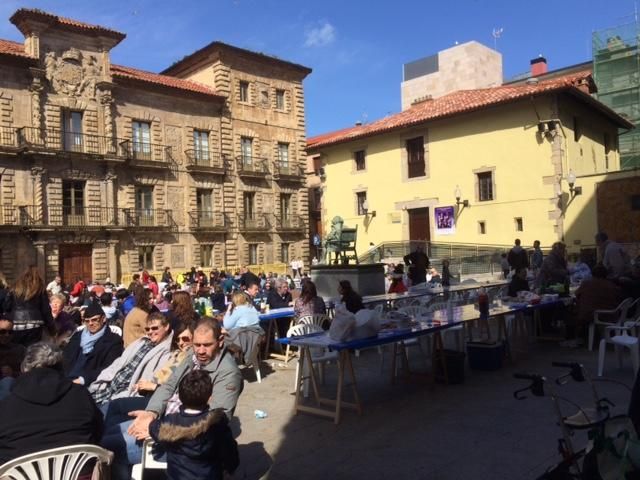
[237, 214, 270, 231]
[275, 215, 305, 231]
[0, 127, 17, 148]
[185, 149, 226, 173]
[17, 127, 128, 158]
[236, 156, 270, 176]
[0, 205, 125, 228]
[273, 162, 304, 180]
[189, 210, 228, 230]
[121, 141, 173, 165]
[123, 208, 173, 228]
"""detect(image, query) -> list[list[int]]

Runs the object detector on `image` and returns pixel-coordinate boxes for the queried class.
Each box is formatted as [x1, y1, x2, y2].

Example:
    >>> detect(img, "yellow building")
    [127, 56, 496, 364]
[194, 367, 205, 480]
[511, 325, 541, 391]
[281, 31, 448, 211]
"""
[307, 71, 634, 256]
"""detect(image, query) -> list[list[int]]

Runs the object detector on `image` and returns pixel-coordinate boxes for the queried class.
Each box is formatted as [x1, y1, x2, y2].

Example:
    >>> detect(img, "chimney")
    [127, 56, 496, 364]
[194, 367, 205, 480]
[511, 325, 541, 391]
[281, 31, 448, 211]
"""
[530, 56, 548, 77]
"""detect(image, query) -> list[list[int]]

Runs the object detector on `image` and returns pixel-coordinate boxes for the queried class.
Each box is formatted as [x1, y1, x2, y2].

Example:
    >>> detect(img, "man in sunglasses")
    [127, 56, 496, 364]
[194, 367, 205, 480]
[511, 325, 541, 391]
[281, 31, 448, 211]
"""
[0, 317, 25, 400]
[62, 301, 123, 386]
[104, 318, 241, 480]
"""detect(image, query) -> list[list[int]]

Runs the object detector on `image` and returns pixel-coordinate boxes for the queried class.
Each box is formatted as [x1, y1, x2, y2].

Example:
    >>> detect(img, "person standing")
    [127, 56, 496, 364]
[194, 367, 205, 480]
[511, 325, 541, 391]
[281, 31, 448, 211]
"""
[3, 266, 54, 346]
[507, 239, 529, 272]
[595, 232, 631, 280]
[46, 275, 63, 297]
[403, 245, 429, 286]
[531, 240, 544, 273]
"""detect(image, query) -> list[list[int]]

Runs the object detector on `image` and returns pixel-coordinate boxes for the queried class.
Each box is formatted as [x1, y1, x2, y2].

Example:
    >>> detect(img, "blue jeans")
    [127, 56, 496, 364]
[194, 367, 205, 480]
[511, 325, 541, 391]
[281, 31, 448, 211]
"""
[0, 377, 14, 400]
[100, 420, 142, 480]
[103, 396, 150, 427]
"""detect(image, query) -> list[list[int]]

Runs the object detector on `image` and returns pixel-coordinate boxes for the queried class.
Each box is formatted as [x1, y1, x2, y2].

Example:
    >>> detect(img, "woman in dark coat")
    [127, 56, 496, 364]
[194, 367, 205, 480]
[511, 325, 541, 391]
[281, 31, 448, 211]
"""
[0, 342, 103, 464]
[4, 266, 54, 346]
[338, 280, 364, 314]
[63, 301, 124, 386]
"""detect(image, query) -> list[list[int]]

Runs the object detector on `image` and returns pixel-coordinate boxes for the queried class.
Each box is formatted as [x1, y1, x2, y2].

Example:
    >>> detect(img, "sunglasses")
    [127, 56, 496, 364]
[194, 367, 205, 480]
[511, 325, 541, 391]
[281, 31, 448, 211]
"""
[144, 325, 160, 333]
[0, 329, 12, 335]
[83, 316, 103, 325]
[178, 336, 192, 343]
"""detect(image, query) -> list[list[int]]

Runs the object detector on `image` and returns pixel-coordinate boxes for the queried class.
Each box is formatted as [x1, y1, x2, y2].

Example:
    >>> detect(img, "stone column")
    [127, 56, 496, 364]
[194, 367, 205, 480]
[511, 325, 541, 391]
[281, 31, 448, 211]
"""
[30, 166, 47, 223]
[107, 240, 119, 283]
[104, 169, 117, 222]
[34, 241, 46, 280]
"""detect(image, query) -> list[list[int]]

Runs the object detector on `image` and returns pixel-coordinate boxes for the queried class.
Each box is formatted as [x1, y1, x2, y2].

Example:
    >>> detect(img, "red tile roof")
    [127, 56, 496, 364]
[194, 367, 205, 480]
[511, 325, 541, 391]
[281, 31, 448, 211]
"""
[308, 71, 633, 149]
[110, 64, 224, 100]
[10, 9, 125, 42]
[0, 38, 32, 58]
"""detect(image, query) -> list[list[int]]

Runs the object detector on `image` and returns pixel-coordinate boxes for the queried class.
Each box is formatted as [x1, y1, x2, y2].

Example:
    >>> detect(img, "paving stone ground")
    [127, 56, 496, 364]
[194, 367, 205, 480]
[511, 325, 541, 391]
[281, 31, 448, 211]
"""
[230, 338, 636, 480]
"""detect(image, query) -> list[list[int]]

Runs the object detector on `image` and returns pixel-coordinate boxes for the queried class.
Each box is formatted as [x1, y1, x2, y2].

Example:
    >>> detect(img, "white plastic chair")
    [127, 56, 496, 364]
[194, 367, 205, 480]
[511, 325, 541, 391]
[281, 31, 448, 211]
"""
[597, 318, 640, 378]
[131, 439, 167, 480]
[588, 298, 634, 351]
[0, 444, 113, 480]
[427, 301, 465, 351]
[297, 314, 330, 329]
[287, 323, 338, 395]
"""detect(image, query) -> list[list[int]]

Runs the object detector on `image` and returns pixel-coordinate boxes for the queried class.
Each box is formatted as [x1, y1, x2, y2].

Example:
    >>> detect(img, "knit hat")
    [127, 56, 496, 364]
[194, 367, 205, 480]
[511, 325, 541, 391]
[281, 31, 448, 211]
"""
[84, 300, 105, 318]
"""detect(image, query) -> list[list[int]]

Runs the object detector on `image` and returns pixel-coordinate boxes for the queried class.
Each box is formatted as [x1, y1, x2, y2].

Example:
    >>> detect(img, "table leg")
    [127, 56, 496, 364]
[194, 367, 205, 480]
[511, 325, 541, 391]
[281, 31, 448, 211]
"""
[344, 351, 362, 415]
[264, 318, 274, 359]
[432, 332, 448, 385]
[390, 342, 398, 384]
[335, 352, 345, 425]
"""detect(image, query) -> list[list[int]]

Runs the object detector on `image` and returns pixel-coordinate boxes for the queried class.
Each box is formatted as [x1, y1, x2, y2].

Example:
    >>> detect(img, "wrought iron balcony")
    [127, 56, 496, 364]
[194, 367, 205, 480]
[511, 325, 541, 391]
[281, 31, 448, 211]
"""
[16, 127, 128, 160]
[275, 215, 305, 231]
[0, 205, 125, 229]
[273, 162, 304, 182]
[189, 210, 228, 230]
[123, 208, 174, 229]
[185, 149, 226, 174]
[236, 156, 270, 178]
[121, 140, 173, 166]
[237, 214, 271, 232]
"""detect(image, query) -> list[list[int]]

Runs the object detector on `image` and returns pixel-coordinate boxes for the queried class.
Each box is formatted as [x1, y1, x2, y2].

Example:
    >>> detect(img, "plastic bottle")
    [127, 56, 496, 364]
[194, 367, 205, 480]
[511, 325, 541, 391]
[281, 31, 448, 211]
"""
[254, 409, 268, 419]
[478, 287, 489, 317]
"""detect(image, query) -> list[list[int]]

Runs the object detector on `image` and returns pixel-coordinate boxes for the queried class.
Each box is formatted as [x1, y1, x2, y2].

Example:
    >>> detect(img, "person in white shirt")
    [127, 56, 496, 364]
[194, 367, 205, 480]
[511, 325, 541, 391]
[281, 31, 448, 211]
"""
[46, 275, 62, 296]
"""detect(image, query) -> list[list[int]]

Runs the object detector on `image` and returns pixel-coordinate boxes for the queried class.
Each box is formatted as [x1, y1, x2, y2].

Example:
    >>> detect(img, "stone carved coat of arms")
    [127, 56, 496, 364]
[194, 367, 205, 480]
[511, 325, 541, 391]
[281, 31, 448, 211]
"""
[44, 48, 102, 98]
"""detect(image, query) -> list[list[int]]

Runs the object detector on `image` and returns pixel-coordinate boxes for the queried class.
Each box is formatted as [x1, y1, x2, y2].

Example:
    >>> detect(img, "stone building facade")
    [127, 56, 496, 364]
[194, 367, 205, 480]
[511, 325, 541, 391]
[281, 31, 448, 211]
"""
[0, 9, 311, 284]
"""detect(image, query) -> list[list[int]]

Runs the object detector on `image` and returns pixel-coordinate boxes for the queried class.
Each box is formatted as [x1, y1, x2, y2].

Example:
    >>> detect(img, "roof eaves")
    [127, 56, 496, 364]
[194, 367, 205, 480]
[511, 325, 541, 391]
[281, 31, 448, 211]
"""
[162, 40, 312, 77]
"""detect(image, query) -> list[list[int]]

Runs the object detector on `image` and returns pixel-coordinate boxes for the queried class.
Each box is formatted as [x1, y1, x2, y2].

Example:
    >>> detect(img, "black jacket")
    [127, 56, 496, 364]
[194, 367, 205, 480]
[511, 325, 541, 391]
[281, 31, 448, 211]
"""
[4, 290, 53, 327]
[0, 367, 103, 464]
[266, 290, 292, 309]
[150, 408, 239, 480]
[62, 328, 124, 385]
[508, 276, 530, 297]
[507, 246, 529, 271]
[342, 291, 364, 314]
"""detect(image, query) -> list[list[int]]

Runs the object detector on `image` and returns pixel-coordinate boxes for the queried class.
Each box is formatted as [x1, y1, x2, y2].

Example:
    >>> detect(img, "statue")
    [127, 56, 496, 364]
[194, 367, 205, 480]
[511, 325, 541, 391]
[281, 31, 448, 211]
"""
[322, 216, 344, 264]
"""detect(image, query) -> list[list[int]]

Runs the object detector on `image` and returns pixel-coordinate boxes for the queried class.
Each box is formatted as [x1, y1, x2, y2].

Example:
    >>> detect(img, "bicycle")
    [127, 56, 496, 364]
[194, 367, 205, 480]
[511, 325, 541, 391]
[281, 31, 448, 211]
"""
[513, 361, 638, 479]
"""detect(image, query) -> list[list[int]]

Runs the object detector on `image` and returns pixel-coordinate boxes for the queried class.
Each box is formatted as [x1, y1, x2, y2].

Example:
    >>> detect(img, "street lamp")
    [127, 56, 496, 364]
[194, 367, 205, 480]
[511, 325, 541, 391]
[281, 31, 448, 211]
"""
[455, 185, 469, 208]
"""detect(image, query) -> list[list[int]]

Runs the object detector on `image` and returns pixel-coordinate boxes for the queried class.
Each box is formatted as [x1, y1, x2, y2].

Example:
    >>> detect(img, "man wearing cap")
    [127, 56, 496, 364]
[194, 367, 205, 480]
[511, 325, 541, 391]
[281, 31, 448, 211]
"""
[62, 301, 123, 386]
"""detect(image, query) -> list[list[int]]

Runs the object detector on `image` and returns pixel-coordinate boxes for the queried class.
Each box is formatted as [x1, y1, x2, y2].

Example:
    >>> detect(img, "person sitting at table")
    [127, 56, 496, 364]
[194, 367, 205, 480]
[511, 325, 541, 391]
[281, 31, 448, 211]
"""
[537, 241, 569, 289]
[388, 265, 407, 294]
[563, 264, 622, 347]
[267, 277, 292, 310]
[428, 267, 442, 284]
[123, 285, 157, 347]
[508, 267, 530, 297]
[294, 280, 326, 318]
[210, 284, 227, 313]
[338, 280, 364, 314]
[166, 290, 199, 333]
[222, 292, 264, 364]
[0, 317, 25, 400]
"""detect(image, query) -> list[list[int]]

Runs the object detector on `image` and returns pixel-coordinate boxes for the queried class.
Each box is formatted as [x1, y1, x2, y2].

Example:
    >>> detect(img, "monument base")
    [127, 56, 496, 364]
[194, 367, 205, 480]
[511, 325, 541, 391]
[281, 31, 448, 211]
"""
[310, 263, 386, 301]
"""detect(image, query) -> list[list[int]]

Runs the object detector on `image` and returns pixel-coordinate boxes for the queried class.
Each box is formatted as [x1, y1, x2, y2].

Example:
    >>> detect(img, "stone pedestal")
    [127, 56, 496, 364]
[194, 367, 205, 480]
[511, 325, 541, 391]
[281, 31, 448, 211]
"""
[310, 263, 386, 301]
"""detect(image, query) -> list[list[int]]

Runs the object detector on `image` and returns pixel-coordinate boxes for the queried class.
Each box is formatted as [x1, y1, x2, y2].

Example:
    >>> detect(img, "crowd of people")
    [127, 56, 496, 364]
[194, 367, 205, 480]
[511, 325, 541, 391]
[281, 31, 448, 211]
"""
[0, 262, 331, 479]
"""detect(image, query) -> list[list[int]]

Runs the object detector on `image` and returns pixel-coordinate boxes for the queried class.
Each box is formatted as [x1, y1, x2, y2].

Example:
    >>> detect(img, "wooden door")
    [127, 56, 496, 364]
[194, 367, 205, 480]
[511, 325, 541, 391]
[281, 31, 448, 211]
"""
[59, 244, 92, 284]
[408, 208, 430, 242]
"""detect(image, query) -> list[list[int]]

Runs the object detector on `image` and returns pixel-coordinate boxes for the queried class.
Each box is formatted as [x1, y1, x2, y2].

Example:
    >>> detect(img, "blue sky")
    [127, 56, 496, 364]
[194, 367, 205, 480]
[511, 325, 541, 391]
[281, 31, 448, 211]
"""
[0, 0, 637, 136]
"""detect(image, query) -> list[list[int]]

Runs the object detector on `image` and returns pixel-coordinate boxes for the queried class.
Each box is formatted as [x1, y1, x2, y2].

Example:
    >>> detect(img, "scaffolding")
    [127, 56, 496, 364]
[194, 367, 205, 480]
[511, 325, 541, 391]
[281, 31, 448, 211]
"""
[593, 19, 640, 168]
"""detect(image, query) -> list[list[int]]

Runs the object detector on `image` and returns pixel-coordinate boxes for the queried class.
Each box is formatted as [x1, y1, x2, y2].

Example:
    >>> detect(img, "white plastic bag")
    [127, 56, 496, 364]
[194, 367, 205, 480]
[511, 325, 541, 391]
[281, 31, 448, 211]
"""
[351, 309, 381, 340]
[329, 304, 356, 341]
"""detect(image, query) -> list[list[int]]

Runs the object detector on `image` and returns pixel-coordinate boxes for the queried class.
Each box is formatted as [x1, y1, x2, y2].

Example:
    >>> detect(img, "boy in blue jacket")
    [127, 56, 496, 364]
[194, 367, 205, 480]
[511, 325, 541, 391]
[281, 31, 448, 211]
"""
[149, 370, 239, 480]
